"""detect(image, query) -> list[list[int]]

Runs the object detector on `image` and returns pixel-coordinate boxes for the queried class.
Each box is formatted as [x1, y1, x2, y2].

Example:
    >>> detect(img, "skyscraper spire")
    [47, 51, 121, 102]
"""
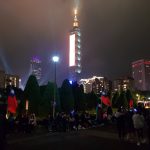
[73, 9, 79, 28]
[69, 7, 81, 82]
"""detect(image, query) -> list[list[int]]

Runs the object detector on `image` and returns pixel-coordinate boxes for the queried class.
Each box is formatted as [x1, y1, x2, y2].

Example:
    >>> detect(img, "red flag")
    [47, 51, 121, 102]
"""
[129, 99, 133, 108]
[101, 96, 111, 106]
[7, 96, 18, 114]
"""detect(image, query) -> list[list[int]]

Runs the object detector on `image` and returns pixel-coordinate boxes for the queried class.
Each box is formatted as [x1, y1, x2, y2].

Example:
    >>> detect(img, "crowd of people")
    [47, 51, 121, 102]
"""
[45, 111, 96, 132]
[7, 113, 37, 134]
[5, 111, 96, 134]
[5, 104, 150, 146]
[1, 102, 150, 149]
[114, 105, 150, 146]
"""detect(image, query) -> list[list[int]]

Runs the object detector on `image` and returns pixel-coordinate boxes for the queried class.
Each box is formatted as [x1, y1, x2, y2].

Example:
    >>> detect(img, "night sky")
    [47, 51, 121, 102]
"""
[0, 0, 150, 87]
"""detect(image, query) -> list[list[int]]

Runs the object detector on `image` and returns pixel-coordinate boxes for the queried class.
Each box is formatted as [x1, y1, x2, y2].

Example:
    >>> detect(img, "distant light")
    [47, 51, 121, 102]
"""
[10, 89, 15, 95]
[102, 92, 106, 95]
[25, 100, 29, 111]
[148, 97, 150, 100]
[52, 56, 59, 62]
[69, 80, 73, 84]
[74, 9, 78, 15]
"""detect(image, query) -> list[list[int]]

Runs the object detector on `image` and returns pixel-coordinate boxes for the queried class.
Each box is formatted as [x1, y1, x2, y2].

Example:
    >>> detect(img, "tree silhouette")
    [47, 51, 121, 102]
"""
[24, 75, 41, 115]
[60, 79, 74, 112]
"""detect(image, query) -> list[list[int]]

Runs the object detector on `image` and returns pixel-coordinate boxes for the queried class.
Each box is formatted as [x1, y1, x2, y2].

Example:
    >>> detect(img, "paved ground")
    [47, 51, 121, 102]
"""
[5, 126, 150, 150]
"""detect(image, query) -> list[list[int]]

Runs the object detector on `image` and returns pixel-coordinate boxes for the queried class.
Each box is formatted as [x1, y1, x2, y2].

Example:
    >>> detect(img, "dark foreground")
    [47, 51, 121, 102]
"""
[6, 128, 150, 150]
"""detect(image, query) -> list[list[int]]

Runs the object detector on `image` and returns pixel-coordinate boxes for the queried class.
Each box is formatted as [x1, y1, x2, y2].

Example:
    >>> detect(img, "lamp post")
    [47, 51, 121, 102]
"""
[52, 56, 59, 118]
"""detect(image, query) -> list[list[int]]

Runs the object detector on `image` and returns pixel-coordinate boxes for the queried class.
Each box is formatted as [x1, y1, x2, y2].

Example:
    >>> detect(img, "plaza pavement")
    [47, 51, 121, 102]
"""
[5, 125, 150, 150]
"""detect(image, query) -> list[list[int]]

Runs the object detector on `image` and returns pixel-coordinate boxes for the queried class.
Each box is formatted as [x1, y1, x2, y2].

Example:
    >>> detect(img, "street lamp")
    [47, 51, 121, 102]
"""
[52, 56, 59, 118]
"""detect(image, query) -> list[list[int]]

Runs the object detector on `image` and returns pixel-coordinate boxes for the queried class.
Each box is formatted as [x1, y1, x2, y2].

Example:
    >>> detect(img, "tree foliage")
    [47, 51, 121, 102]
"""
[60, 79, 74, 112]
[24, 75, 41, 115]
[39, 82, 54, 116]
[71, 82, 87, 111]
[112, 89, 135, 109]
[84, 91, 98, 110]
[112, 91, 119, 108]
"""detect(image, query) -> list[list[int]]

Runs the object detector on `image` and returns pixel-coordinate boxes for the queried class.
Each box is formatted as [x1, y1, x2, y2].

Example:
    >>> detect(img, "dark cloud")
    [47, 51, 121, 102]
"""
[0, 0, 150, 86]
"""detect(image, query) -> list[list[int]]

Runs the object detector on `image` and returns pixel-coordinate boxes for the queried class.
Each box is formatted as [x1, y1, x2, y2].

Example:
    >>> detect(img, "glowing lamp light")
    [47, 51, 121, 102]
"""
[74, 9, 78, 15]
[69, 80, 73, 84]
[25, 100, 29, 111]
[52, 56, 59, 62]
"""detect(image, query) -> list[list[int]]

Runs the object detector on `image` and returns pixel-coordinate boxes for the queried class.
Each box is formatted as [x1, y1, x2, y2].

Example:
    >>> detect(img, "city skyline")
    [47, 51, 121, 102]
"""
[0, 0, 150, 86]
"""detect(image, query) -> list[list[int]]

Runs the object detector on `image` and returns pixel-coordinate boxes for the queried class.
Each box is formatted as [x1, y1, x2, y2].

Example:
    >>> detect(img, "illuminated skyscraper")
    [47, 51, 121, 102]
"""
[132, 59, 150, 91]
[0, 70, 19, 88]
[30, 57, 42, 81]
[69, 9, 81, 81]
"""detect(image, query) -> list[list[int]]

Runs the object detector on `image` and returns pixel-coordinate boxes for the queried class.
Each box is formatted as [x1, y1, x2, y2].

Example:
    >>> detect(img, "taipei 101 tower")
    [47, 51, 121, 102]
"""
[69, 8, 82, 82]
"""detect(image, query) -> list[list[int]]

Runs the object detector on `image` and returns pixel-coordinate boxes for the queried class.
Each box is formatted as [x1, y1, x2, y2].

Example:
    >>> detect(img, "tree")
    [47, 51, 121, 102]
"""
[112, 91, 119, 108]
[39, 81, 61, 116]
[84, 91, 98, 110]
[78, 84, 86, 111]
[116, 91, 128, 108]
[72, 82, 86, 111]
[60, 79, 74, 112]
[24, 75, 41, 115]
[39, 82, 54, 116]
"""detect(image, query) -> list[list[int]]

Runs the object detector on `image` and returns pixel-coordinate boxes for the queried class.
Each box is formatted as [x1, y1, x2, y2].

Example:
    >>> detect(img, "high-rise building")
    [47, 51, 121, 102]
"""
[113, 77, 134, 92]
[0, 70, 19, 88]
[69, 9, 81, 81]
[30, 57, 42, 81]
[5, 74, 19, 88]
[79, 76, 111, 94]
[132, 59, 150, 91]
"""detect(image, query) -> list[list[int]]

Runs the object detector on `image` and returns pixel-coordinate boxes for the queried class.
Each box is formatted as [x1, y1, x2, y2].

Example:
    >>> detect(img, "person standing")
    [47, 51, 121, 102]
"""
[115, 107, 126, 141]
[132, 109, 145, 146]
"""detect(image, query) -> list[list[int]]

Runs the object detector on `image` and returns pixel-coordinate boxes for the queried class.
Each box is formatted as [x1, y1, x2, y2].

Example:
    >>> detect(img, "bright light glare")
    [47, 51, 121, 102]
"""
[69, 80, 73, 84]
[52, 56, 59, 62]
[74, 9, 77, 15]
[69, 34, 75, 66]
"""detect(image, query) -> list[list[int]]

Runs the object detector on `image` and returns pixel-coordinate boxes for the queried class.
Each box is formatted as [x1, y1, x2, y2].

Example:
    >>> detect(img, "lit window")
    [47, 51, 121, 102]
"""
[77, 57, 81, 60]
[77, 32, 81, 36]
[78, 64, 81, 67]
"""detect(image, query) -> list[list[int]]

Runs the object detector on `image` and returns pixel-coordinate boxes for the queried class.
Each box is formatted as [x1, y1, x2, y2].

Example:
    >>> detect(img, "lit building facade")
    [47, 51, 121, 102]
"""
[79, 76, 111, 94]
[113, 77, 134, 92]
[5, 74, 19, 88]
[30, 57, 42, 80]
[0, 70, 19, 88]
[132, 59, 150, 91]
[69, 9, 81, 81]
